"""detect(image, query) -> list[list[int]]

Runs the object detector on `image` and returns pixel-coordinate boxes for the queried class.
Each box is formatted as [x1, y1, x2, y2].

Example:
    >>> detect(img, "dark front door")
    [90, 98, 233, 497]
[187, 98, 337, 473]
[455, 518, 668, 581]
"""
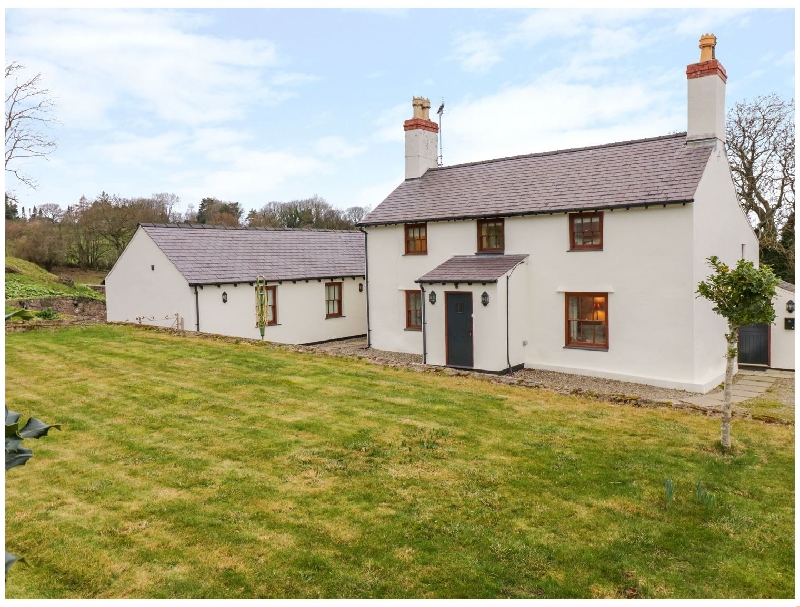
[739, 323, 769, 365]
[446, 292, 473, 367]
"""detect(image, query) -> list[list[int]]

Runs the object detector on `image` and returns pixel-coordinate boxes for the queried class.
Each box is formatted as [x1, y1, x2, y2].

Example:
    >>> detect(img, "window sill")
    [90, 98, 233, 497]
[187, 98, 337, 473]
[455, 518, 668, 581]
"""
[403, 252, 428, 256]
[325, 315, 346, 320]
[404, 327, 422, 332]
[475, 250, 505, 255]
[564, 345, 608, 352]
[567, 248, 603, 252]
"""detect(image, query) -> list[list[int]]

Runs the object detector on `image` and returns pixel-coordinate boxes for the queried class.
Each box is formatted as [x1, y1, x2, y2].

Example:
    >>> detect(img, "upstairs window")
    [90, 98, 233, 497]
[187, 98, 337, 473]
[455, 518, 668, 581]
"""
[478, 218, 504, 252]
[325, 282, 342, 318]
[565, 293, 608, 349]
[405, 290, 422, 330]
[569, 212, 603, 250]
[405, 223, 427, 255]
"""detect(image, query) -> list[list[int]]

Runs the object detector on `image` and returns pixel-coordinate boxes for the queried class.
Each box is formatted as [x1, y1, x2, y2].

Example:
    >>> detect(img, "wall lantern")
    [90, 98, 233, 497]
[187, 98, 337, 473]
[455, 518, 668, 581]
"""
[358, 283, 364, 293]
[222, 292, 228, 304]
[481, 291, 489, 306]
[787, 300, 795, 313]
[428, 291, 437, 305]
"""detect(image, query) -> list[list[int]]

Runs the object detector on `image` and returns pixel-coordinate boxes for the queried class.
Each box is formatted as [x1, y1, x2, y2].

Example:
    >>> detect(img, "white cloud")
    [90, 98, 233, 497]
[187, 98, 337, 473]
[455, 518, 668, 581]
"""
[451, 31, 504, 73]
[672, 8, 753, 37]
[92, 131, 187, 166]
[440, 77, 682, 166]
[371, 102, 409, 143]
[314, 136, 367, 159]
[6, 9, 294, 130]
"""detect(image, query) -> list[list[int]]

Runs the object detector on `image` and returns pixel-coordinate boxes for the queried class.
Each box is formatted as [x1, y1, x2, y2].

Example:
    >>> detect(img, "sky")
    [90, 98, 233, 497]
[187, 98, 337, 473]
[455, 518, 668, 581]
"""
[4, 7, 796, 218]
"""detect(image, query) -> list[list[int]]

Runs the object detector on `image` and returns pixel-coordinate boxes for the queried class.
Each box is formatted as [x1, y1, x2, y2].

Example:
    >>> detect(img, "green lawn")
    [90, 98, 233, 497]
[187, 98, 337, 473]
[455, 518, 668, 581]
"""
[5, 325, 794, 598]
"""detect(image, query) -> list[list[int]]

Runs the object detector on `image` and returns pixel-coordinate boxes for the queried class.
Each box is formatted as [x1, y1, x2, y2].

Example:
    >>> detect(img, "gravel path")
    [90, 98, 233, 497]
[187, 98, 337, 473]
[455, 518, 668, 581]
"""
[308, 336, 794, 415]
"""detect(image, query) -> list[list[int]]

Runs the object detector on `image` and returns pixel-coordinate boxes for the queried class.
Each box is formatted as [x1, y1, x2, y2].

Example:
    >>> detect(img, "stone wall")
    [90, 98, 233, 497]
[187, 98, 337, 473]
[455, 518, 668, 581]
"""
[6, 296, 106, 322]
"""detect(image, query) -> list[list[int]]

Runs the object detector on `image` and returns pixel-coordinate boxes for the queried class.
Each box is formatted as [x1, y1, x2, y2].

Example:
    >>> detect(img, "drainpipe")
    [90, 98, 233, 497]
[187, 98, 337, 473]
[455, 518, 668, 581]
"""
[420, 284, 427, 364]
[359, 227, 371, 348]
[505, 262, 523, 374]
[194, 285, 200, 332]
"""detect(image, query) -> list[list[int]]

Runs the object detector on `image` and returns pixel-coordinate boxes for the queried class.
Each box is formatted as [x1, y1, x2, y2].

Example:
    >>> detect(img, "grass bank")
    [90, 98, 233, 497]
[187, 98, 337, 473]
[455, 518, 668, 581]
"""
[5, 325, 794, 598]
[5, 257, 105, 301]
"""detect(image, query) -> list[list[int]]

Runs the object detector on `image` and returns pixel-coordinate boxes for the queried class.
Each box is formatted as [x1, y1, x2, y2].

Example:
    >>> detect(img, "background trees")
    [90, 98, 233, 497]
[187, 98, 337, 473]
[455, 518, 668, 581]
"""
[726, 93, 795, 282]
[5, 62, 57, 202]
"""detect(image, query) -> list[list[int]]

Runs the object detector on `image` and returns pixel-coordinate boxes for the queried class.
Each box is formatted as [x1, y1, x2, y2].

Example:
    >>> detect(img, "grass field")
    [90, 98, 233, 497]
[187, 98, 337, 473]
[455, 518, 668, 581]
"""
[5, 325, 794, 599]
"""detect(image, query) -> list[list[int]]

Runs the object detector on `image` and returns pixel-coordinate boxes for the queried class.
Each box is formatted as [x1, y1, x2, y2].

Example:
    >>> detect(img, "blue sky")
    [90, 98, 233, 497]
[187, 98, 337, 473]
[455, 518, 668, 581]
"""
[5, 8, 795, 217]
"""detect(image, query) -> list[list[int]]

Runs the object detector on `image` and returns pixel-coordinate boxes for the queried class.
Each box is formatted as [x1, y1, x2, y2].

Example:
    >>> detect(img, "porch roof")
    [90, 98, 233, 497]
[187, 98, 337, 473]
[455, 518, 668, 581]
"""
[415, 254, 528, 284]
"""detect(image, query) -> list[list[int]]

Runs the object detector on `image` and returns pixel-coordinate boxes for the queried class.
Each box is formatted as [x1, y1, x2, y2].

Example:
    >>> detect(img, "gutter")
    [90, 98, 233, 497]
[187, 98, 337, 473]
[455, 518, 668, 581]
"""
[359, 199, 694, 228]
[359, 227, 371, 348]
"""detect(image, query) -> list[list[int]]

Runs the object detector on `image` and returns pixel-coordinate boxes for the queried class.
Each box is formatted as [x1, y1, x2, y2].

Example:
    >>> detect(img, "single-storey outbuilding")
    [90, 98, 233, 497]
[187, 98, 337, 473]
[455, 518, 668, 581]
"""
[105, 223, 367, 344]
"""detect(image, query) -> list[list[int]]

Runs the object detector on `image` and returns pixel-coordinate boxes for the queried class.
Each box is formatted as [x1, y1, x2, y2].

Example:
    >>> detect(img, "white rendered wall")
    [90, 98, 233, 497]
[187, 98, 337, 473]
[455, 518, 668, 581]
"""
[105, 229, 195, 329]
[770, 287, 795, 370]
[691, 145, 759, 389]
[197, 277, 366, 344]
[516, 208, 701, 390]
[367, 221, 479, 355]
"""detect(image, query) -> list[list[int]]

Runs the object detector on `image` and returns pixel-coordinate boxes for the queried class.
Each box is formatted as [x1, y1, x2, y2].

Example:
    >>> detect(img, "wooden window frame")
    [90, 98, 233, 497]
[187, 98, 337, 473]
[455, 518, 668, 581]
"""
[569, 212, 603, 251]
[565, 292, 609, 349]
[325, 282, 343, 318]
[404, 223, 428, 255]
[405, 290, 422, 330]
[477, 218, 505, 253]
[256, 285, 278, 326]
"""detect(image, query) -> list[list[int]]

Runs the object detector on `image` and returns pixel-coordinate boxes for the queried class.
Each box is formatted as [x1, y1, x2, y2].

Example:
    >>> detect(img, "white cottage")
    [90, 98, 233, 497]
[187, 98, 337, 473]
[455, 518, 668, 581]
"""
[359, 34, 774, 393]
[105, 223, 366, 344]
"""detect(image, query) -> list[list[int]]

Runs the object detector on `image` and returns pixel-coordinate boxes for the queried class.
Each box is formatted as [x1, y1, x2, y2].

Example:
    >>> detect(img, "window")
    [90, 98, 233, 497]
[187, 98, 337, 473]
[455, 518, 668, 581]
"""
[569, 212, 603, 250]
[255, 285, 277, 326]
[405, 223, 427, 254]
[325, 282, 342, 318]
[477, 218, 504, 252]
[565, 293, 608, 348]
[405, 290, 422, 329]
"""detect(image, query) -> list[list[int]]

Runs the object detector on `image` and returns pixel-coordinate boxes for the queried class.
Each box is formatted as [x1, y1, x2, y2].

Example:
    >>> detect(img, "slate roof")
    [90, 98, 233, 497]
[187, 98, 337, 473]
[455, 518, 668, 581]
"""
[778, 281, 795, 293]
[361, 133, 713, 226]
[416, 255, 528, 284]
[139, 223, 364, 285]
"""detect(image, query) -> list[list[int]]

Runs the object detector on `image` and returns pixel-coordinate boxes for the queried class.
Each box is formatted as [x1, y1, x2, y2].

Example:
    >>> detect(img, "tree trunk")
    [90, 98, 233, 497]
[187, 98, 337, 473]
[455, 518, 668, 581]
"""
[721, 327, 739, 449]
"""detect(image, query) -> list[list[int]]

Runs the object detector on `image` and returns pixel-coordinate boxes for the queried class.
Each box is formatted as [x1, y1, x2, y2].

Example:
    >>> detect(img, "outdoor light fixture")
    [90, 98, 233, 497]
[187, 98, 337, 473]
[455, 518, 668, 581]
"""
[359, 283, 364, 292]
[787, 300, 795, 313]
[222, 292, 228, 304]
[481, 291, 489, 306]
[428, 291, 437, 305]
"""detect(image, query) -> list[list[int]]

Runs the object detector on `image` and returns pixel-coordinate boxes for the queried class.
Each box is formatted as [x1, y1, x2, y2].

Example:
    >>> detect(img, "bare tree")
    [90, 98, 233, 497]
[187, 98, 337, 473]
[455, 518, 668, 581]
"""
[726, 93, 794, 279]
[5, 62, 58, 198]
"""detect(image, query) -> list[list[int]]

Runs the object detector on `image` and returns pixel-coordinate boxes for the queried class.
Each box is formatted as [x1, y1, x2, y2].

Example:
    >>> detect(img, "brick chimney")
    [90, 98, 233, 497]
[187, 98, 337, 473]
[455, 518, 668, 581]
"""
[404, 97, 439, 180]
[686, 33, 727, 143]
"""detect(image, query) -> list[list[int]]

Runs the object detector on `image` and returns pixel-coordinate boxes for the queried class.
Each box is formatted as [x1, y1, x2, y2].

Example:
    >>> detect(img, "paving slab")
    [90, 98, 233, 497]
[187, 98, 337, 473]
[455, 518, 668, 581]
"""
[697, 392, 749, 404]
[730, 388, 764, 398]
[684, 396, 722, 409]
[735, 378, 774, 387]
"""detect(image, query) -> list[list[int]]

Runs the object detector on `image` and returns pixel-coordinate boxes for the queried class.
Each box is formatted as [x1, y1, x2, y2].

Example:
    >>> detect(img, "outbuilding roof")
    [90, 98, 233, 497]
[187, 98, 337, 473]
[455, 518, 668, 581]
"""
[361, 133, 713, 226]
[778, 281, 795, 293]
[139, 223, 364, 285]
[416, 254, 528, 284]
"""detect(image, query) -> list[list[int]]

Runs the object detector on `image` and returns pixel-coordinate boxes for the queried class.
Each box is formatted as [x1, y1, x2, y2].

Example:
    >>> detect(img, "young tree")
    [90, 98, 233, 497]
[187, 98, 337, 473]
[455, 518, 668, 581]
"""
[726, 93, 795, 281]
[696, 256, 779, 448]
[5, 62, 58, 199]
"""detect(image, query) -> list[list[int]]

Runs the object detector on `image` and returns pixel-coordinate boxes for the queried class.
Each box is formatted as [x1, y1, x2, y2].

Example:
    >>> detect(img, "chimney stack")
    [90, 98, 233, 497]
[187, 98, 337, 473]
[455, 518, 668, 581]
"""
[686, 33, 727, 144]
[404, 96, 439, 180]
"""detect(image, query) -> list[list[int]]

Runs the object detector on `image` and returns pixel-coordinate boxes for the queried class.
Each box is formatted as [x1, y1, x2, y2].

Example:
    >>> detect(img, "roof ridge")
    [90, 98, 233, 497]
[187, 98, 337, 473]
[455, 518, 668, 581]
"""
[139, 222, 362, 234]
[421, 132, 688, 174]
